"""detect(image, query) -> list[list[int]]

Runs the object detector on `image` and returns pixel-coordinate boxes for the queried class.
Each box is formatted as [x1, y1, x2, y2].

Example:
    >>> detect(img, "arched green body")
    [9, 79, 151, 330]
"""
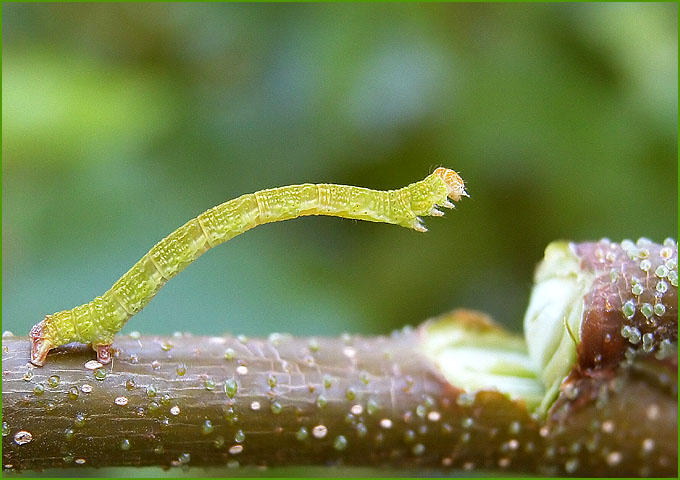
[29, 168, 467, 366]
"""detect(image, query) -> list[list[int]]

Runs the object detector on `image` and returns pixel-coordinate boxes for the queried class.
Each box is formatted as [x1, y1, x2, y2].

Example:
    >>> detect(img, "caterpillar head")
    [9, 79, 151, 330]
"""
[434, 167, 468, 202]
[29, 318, 55, 367]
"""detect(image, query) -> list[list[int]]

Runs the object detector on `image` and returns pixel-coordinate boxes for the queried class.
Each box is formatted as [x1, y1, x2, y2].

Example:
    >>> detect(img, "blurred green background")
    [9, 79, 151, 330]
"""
[1, 2, 677, 475]
[3, 1, 678, 338]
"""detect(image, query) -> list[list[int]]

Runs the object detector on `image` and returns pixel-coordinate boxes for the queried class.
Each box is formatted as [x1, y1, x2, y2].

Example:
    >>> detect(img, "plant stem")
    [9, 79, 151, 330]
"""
[2, 314, 676, 476]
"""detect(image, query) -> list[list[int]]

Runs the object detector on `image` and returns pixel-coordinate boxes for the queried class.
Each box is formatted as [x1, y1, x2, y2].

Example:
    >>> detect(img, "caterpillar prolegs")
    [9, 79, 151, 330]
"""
[29, 168, 468, 366]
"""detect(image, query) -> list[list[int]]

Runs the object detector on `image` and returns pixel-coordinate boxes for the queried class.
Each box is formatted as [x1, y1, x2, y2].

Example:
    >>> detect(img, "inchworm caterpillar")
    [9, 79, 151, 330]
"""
[29, 168, 468, 366]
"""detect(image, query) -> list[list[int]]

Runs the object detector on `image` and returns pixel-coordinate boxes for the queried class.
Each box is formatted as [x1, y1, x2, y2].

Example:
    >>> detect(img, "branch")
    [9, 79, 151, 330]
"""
[2, 318, 675, 476]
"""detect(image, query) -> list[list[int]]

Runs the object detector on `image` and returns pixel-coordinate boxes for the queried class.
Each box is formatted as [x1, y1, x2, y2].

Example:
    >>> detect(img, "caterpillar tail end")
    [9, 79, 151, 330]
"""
[94, 343, 113, 364]
[29, 319, 54, 367]
[433, 167, 469, 202]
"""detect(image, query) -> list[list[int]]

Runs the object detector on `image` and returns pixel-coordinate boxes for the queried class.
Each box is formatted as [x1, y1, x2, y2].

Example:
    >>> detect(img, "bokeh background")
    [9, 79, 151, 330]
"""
[2, 2, 677, 477]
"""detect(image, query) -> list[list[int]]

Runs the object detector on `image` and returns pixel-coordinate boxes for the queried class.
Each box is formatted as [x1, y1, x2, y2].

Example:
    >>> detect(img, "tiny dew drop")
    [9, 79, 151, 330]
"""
[366, 398, 379, 415]
[333, 435, 348, 451]
[146, 385, 158, 398]
[148, 401, 160, 412]
[204, 378, 216, 391]
[228, 444, 243, 455]
[316, 395, 328, 409]
[267, 374, 277, 389]
[68, 386, 80, 400]
[74, 413, 87, 427]
[125, 378, 136, 390]
[93, 368, 107, 381]
[356, 422, 368, 437]
[622, 300, 636, 319]
[64, 428, 75, 441]
[234, 429, 246, 443]
[176, 364, 187, 376]
[428, 411, 441, 422]
[170, 405, 181, 416]
[323, 375, 334, 389]
[412, 443, 426, 456]
[2, 422, 9, 437]
[345, 387, 356, 401]
[202, 420, 214, 435]
[33, 384, 45, 396]
[13, 431, 32, 445]
[161, 341, 174, 351]
[565, 458, 579, 474]
[656, 280, 668, 293]
[654, 303, 666, 316]
[270, 401, 283, 415]
[224, 379, 238, 398]
[312, 424, 328, 439]
[609, 269, 619, 282]
[296, 427, 309, 441]
[120, 439, 131, 451]
[223, 407, 239, 425]
[84, 360, 103, 370]
[359, 371, 370, 384]
[214, 435, 225, 448]
[47, 375, 60, 388]
[224, 348, 235, 360]
[22, 371, 34, 382]
[655, 265, 669, 278]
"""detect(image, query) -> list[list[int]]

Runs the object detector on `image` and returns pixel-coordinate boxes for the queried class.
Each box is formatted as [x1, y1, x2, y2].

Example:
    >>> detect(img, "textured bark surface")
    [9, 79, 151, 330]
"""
[3, 329, 541, 473]
[574, 239, 678, 373]
[2, 325, 677, 476]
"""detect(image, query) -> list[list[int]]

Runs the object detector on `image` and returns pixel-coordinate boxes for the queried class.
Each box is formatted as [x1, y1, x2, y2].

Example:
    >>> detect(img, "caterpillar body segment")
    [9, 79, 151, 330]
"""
[29, 168, 467, 366]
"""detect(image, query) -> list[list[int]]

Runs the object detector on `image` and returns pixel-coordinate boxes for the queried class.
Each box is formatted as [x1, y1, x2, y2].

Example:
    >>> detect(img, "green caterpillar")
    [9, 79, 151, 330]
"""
[30, 168, 468, 366]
